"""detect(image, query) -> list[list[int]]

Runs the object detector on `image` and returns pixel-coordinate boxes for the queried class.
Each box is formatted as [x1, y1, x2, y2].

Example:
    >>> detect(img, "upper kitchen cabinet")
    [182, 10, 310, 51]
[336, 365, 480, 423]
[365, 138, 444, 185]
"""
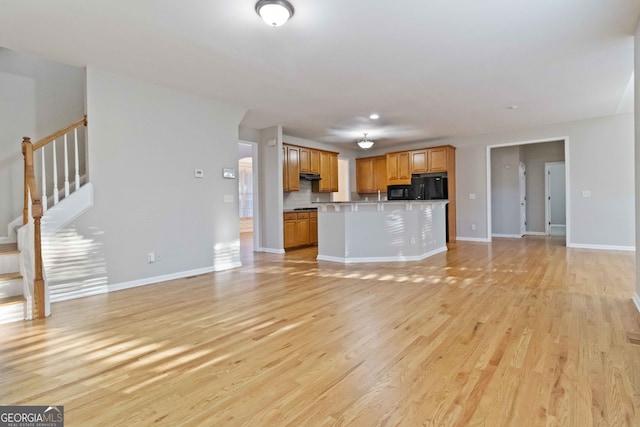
[283, 144, 300, 192]
[410, 147, 449, 174]
[356, 155, 387, 193]
[313, 151, 339, 193]
[299, 146, 321, 174]
[387, 151, 411, 185]
[428, 147, 448, 172]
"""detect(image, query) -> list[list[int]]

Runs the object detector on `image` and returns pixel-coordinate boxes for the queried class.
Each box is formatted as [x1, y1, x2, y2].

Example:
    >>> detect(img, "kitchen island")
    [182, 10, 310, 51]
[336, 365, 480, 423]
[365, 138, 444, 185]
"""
[315, 200, 448, 263]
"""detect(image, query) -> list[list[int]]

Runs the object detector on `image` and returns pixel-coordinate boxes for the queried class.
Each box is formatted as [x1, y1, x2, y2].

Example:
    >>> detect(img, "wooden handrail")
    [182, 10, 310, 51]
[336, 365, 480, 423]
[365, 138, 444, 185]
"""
[33, 115, 87, 151]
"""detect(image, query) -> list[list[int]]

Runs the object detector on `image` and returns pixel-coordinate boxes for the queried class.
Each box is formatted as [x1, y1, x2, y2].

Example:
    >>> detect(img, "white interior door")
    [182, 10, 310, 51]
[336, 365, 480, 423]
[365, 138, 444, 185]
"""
[519, 162, 526, 236]
[545, 162, 566, 236]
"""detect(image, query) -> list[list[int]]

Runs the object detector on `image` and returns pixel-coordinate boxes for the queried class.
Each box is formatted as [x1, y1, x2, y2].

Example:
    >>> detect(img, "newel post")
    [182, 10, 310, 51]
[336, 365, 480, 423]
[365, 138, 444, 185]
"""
[22, 137, 32, 225]
[32, 201, 45, 319]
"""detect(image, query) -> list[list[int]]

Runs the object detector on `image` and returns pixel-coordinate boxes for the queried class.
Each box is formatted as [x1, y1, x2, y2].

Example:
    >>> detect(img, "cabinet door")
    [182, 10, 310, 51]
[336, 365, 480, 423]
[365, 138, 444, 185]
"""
[373, 156, 388, 191]
[282, 147, 288, 191]
[287, 146, 300, 191]
[428, 147, 447, 172]
[387, 153, 399, 182]
[330, 153, 339, 192]
[299, 147, 310, 173]
[397, 152, 411, 183]
[297, 216, 310, 246]
[411, 150, 428, 174]
[310, 150, 321, 174]
[309, 213, 318, 244]
[315, 151, 332, 192]
[356, 158, 375, 193]
[284, 219, 296, 249]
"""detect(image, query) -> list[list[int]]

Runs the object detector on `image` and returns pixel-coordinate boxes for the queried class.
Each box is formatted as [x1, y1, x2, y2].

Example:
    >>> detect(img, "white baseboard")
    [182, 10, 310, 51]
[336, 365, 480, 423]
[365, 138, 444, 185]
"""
[633, 293, 640, 314]
[109, 266, 217, 293]
[0, 236, 16, 244]
[524, 231, 546, 236]
[492, 234, 523, 239]
[567, 243, 636, 252]
[317, 246, 447, 264]
[456, 237, 490, 243]
[258, 247, 286, 254]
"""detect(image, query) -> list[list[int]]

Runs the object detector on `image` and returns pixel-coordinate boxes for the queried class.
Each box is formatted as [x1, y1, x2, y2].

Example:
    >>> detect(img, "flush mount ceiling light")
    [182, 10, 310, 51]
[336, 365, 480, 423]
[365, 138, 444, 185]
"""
[369, 113, 379, 120]
[357, 133, 374, 150]
[255, 0, 295, 27]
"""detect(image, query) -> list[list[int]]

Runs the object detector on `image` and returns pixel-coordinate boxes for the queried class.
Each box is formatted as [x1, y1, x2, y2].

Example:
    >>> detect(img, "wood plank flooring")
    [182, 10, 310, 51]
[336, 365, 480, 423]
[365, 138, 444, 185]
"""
[1, 236, 639, 426]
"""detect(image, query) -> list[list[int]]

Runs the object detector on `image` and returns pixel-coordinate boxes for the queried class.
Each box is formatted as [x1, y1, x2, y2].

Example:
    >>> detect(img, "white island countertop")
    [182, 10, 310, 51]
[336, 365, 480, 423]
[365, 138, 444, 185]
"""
[314, 200, 448, 263]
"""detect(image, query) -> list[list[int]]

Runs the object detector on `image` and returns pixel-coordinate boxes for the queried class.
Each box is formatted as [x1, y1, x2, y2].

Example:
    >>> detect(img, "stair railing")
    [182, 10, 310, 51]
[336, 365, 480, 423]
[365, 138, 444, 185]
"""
[22, 115, 87, 319]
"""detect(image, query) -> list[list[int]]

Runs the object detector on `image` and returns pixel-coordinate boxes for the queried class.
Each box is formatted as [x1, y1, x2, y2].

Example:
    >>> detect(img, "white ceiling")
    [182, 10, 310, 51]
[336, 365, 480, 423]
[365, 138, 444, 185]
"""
[0, 0, 638, 150]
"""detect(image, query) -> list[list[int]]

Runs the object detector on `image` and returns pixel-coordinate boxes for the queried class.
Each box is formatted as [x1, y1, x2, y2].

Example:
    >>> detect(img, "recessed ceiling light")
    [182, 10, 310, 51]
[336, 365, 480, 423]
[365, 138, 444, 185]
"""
[369, 113, 380, 120]
[508, 105, 518, 110]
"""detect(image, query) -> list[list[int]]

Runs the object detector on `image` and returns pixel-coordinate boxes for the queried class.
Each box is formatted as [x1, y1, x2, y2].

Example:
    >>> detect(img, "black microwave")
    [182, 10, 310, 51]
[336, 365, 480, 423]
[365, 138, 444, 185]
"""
[387, 184, 413, 200]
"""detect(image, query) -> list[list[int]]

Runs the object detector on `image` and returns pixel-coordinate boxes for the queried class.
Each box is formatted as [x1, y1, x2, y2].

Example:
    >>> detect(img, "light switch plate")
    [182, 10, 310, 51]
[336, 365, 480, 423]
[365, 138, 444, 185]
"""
[582, 190, 591, 198]
[223, 168, 236, 179]
[224, 195, 234, 203]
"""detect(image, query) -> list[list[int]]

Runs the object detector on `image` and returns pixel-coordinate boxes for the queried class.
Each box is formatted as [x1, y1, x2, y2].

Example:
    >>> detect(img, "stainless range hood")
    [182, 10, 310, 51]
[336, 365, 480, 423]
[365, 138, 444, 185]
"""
[299, 173, 322, 181]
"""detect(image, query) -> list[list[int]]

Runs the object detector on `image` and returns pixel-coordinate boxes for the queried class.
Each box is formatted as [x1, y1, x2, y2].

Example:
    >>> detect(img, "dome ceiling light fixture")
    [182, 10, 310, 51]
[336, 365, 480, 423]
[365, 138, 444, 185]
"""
[357, 133, 374, 150]
[255, 0, 295, 27]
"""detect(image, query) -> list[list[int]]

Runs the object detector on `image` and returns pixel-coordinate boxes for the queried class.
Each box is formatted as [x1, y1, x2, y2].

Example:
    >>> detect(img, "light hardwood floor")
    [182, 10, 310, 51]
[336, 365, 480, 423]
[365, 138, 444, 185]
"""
[1, 237, 639, 426]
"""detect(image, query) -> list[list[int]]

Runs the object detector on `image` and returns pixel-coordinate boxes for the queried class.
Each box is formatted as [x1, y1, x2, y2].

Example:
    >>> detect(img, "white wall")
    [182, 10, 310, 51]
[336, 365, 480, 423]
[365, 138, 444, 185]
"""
[0, 72, 35, 239]
[258, 126, 283, 252]
[635, 22, 640, 299]
[56, 67, 246, 291]
[491, 146, 521, 236]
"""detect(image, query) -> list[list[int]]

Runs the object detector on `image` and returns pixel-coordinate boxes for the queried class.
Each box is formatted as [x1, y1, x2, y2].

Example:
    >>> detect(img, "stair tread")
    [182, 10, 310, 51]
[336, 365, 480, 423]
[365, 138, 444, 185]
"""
[0, 243, 18, 254]
[0, 272, 22, 282]
[0, 295, 24, 306]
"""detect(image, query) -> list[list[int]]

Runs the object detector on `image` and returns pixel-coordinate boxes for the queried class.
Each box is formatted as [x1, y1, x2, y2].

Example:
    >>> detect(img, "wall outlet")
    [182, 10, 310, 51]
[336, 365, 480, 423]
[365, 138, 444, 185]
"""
[471, 223, 476, 230]
[147, 252, 155, 263]
[582, 190, 591, 198]
[194, 169, 204, 178]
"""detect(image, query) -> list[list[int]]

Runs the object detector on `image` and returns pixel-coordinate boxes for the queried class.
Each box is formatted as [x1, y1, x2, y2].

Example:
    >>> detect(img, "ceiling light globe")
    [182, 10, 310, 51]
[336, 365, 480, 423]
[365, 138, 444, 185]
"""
[256, 0, 294, 27]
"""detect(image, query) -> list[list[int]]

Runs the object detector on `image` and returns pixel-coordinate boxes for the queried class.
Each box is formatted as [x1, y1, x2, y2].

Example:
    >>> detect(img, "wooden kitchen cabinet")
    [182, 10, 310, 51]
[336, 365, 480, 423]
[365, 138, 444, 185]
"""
[283, 211, 317, 249]
[387, 152, 411, 185]
[313, 151, 339, 193]
[428, 147, 447, 172]
[356, 155, 387, 193]
[410, 149, 428, 174]
[310, 150, 320, 174]
[299, 147, 311, 173]
[309, 211, 318, 244]
[283, 144, 300, 192]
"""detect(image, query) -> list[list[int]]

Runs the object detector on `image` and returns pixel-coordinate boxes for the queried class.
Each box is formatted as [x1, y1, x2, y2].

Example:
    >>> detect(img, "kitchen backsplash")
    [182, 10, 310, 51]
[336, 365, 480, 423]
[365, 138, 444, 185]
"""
[283, 180, 332, 209]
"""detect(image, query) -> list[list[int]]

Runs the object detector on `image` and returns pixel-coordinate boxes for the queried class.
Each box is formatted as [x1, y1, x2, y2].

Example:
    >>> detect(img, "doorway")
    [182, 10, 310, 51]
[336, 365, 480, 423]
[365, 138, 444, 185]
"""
[545, 162, 566, 236]
[519, 162, 526, 236]
[487, 138, 569, 244]
[238, 141, 259, 259]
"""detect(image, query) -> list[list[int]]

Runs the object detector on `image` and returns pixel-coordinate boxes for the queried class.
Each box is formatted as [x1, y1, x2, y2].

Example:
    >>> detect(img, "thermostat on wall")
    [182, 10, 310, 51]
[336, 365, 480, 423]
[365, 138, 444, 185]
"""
[223, 168, 236, 179]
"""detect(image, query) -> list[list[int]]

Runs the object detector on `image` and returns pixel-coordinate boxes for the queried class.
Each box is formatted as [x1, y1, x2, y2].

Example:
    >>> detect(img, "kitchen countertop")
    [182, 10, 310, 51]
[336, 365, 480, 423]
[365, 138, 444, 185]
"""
[312, 199, 448, 204]
[283, 207, 318, 213]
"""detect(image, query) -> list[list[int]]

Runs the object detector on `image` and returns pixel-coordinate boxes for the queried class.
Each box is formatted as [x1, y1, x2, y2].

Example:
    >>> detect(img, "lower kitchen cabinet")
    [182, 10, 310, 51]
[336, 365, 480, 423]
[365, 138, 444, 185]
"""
[284, 211, 318, 249]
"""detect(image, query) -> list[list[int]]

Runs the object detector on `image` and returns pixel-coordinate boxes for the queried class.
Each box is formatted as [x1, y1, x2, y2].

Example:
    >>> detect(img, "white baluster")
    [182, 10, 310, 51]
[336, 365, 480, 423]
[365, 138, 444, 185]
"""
[41, 149, 47, 212]
[53, 139, 59, 205]
[74, 128, 80, 191]
[64, 133, 70, 198]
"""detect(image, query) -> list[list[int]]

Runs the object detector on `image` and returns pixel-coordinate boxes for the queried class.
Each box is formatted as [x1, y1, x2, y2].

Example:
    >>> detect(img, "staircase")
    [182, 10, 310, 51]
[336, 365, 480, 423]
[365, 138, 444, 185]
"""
[0, 243, 26, 324]
[0, 115, 88, 323]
